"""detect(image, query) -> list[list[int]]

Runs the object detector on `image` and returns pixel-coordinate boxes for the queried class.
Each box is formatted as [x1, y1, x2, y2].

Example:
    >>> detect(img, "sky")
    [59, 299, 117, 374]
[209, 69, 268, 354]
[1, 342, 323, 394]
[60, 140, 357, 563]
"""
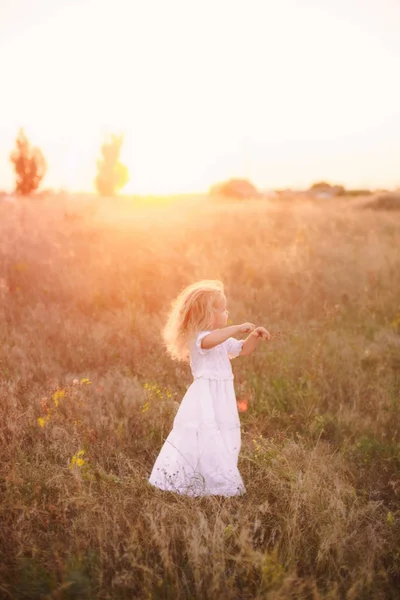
[0, 0, 399, 195]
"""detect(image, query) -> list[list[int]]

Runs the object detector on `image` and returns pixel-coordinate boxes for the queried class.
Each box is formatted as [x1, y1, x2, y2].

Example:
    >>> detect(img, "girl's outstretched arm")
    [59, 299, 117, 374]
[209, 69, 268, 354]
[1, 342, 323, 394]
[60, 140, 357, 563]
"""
[201, 323, 255, 350]
[240, 327, 271, 356]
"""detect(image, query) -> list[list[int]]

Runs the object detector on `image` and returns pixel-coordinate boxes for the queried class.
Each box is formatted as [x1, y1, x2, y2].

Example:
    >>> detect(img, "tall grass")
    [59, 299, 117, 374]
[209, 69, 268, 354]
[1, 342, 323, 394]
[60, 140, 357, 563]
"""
[1, 194, 399, 599]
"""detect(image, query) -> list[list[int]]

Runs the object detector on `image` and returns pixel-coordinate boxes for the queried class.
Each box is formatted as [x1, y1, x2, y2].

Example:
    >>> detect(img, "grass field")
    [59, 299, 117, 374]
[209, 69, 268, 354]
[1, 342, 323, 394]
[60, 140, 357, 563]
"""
[1, 193, 400, 599]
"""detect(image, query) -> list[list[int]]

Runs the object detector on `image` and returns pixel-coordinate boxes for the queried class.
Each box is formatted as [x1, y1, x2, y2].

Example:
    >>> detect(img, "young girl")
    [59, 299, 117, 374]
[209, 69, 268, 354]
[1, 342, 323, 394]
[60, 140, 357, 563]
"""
[148, 279, 270, 497]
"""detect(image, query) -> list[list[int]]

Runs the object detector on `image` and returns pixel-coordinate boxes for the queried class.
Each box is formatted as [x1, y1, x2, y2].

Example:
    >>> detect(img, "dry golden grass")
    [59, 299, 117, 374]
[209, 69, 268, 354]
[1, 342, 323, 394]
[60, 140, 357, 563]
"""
[1, 193, 400, 599]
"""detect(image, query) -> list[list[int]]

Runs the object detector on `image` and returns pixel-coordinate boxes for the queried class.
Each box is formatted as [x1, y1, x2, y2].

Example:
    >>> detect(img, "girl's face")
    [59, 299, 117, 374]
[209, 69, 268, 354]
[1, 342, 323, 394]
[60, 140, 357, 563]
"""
[213, 295, 229, 329]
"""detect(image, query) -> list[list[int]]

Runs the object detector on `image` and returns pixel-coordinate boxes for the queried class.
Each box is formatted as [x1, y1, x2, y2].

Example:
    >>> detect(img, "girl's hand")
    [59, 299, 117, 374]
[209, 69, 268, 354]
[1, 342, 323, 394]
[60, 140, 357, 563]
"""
[239, 322, 255, 333]
[253, 326, 271, 340]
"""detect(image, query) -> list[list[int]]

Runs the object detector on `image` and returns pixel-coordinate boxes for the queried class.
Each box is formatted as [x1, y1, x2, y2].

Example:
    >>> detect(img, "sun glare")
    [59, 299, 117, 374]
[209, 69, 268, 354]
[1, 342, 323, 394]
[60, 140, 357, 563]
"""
[0, 0, 399, 193]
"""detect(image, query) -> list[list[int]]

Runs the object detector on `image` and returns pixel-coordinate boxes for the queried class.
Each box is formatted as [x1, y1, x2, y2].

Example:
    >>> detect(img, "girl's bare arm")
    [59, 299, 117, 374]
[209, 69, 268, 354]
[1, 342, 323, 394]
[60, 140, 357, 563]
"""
[201, 323, 254, 350]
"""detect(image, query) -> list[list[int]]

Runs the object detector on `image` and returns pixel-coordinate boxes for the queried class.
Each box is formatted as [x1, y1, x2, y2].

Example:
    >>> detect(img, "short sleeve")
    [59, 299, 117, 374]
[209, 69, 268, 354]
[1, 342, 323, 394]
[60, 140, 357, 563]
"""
[225, 337, 244, 359]
[195, 331, 212, 355]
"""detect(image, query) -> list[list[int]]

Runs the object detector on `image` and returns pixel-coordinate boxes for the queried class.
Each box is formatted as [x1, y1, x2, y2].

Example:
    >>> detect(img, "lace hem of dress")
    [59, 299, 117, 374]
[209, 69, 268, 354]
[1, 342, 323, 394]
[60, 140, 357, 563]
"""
[148, 478, 246, 497]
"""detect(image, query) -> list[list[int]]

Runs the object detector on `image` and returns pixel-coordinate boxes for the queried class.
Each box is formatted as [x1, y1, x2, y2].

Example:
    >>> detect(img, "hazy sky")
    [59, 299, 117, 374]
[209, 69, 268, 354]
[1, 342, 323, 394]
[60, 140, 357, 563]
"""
[0, 0, 399, 194]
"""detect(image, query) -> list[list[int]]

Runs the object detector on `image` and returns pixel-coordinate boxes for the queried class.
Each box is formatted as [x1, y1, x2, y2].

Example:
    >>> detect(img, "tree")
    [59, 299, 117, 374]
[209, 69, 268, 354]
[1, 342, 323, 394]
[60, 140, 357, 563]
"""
[309, 181, 345, 196]
[209, 178, 260, 199]
[95, 133, 129, 196]
[309, 181, 331, 192]
[9, 128, 47, 195]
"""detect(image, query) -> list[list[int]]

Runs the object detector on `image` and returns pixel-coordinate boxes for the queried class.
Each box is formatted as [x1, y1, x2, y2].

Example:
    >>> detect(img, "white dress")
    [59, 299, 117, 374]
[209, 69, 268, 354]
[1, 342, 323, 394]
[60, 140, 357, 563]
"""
[148, 331, 246, 497]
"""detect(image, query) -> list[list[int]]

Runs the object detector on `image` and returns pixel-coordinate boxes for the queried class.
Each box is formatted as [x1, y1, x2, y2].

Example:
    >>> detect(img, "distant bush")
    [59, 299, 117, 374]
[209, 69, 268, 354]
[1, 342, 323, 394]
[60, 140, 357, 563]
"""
[209, 178, 260, 199]
[95, 133, 129, 196]
[309, 181, 332, 192]
[309, 183, 374, 198]
[9, 128, 47, 195]
[309, 182, 345, 197]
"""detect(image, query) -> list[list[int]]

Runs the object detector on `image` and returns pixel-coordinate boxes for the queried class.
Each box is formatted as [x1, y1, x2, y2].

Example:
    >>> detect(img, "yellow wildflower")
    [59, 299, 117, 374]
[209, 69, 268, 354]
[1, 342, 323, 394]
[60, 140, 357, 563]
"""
[37, 413, 51, 427]
[387, 512, 395, 525]
[53, 389, 65, 405]
[391, 313, 400, 330]
[68, 450, 86, 469]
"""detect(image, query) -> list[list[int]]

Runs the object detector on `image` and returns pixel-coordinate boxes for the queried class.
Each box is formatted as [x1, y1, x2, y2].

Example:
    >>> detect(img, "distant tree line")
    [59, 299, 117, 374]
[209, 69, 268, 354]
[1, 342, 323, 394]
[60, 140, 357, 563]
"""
[8, 128, 129, 197]
[7, 130, 383, 200]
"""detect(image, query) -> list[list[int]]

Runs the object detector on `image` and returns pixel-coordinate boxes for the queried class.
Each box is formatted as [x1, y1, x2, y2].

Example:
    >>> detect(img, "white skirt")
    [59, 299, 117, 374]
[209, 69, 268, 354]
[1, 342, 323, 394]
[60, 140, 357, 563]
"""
[148, 378, 246, 497]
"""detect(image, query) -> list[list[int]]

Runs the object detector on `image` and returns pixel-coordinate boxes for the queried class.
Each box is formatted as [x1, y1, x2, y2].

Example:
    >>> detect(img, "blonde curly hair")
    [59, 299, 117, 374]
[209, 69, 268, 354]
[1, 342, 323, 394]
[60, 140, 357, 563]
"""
[162, 279, 225, 362]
